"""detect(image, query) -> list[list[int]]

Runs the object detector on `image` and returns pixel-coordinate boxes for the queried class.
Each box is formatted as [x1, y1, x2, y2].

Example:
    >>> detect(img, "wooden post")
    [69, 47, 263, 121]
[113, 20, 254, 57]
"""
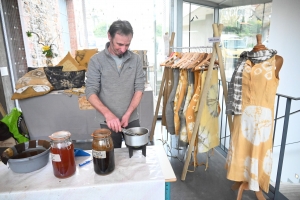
[213, 24, 233, 132]
[169, 32, 175, 57]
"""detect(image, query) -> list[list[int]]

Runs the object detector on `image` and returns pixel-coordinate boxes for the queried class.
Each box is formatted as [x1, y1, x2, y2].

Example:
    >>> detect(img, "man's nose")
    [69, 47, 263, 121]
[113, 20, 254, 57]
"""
[120, 46, 127, 53]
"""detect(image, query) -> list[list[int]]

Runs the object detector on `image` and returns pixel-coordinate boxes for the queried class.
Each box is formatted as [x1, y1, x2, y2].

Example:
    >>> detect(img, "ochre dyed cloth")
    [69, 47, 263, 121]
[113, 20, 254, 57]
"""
[186, 71, 202, 142]
[179, 70, 194, 144]
[173, 69, 188, 135]
[225, 56, 278, 193]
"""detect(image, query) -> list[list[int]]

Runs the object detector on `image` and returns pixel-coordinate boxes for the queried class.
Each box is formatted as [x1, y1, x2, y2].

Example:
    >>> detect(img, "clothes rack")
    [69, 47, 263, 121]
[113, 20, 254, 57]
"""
[149, 46, 210, 141]
[171, 46, 213, 53]
[150, 24, 233, 180]
[181, 23, 233, 180]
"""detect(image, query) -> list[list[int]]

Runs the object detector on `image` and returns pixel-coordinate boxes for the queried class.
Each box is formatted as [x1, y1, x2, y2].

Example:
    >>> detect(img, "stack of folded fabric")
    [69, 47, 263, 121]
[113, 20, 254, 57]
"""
[11, 49, 98, 100]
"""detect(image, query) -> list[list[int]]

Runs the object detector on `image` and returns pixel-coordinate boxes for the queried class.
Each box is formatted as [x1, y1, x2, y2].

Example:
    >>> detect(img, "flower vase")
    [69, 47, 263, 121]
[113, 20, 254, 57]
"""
[46, 57, 53, 66]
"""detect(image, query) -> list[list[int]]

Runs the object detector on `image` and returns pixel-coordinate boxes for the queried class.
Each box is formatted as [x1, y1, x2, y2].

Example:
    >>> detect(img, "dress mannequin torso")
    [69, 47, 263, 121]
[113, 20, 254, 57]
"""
[231, 34, 284, 200]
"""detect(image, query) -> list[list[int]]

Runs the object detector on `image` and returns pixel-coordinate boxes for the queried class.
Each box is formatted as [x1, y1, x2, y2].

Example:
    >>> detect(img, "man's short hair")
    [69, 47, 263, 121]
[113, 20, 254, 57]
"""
[108, 20, 133, 38]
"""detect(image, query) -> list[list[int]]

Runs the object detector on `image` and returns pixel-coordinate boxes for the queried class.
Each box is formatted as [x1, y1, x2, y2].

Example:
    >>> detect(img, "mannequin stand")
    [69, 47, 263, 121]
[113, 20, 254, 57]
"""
[232, 182, 266, 200]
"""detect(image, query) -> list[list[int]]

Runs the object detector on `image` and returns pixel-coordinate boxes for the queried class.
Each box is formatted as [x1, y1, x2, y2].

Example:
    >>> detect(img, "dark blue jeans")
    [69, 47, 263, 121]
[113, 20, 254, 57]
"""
[100, 119, 140, 148]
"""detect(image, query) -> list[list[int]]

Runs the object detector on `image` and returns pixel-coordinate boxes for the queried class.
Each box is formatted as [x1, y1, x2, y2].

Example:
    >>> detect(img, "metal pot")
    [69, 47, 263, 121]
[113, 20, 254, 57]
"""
[123, 127, 149, 147]
[1, 140, 51, 173]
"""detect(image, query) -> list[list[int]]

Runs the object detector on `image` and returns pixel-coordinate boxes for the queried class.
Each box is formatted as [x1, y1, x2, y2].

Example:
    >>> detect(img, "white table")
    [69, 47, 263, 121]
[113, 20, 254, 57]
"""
[0, 145, 176, 200]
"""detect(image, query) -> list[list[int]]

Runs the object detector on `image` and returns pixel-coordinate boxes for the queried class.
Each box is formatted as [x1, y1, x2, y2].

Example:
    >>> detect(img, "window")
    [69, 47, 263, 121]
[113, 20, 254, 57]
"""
[182, 2, 214, 50]
[219, 3, 273, 80]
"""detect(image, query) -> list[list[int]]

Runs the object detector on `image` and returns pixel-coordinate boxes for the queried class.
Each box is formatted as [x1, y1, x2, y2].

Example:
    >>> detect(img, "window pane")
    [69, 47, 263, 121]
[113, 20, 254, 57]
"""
[74, 0, 169, 96]
[182, 3, 214, 50]
[219, 3, 273, 80]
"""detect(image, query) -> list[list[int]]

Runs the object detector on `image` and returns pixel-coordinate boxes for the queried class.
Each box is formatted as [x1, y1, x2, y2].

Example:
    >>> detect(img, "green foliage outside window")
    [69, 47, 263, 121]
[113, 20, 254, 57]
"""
[93, 22, 108, 38]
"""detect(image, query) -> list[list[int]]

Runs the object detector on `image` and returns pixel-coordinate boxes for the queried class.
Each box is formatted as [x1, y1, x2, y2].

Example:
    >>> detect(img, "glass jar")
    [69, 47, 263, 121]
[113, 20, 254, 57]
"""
[49, 131, 76, 178]
[91, 129, 115, 175]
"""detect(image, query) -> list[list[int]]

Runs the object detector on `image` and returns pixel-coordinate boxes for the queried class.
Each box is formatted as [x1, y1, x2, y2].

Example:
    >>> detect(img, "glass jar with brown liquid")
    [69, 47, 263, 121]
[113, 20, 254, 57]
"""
[49, 131, 76, 178]
[91, 129, 115, 175]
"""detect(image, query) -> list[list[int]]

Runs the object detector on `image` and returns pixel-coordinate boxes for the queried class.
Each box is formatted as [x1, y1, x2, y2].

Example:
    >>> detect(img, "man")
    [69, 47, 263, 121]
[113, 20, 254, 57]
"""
[85, 20, 145, 148]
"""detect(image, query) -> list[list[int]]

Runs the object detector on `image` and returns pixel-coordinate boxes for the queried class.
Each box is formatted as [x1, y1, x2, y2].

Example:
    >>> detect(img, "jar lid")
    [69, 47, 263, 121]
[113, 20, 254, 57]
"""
[91, 129, 111, 138]
[49, 131, 71, 141]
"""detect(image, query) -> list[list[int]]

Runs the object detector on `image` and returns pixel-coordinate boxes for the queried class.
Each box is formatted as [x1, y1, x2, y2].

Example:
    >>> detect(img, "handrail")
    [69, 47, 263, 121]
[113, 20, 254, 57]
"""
[276, 93, 300, 100]
[274, 109, 300, 120]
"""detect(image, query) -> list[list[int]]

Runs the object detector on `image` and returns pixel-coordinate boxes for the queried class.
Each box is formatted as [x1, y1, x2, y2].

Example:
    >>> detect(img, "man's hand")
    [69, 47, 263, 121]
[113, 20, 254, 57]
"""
[120, 91, 143, 128]
[120, 113, 130, 128]
[105, 113, 122, 132]
[88, 94, 122, 132]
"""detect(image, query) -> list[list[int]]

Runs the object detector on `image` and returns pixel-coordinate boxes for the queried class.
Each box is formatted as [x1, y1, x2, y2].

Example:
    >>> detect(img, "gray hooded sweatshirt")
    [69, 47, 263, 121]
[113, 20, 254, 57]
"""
[85, 42, 145, 123]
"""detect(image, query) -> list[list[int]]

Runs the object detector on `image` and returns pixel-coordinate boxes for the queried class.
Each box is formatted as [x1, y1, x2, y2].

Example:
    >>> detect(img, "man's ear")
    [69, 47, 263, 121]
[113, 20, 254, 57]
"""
[108, 32, 112, 41]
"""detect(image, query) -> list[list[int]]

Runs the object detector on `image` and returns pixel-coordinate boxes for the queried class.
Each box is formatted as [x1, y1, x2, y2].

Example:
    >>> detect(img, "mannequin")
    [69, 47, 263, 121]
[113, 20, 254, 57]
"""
[230, 34, 284, 200]
[252, 34, 283, 78]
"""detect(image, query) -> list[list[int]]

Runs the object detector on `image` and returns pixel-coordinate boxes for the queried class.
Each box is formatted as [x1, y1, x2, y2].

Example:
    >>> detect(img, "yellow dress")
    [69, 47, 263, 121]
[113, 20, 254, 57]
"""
[225, 56, 278, 192]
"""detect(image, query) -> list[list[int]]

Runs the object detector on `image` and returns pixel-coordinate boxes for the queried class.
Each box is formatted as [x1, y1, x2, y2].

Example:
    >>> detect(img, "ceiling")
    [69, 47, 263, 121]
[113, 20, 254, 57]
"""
[184, 0, 272, 8]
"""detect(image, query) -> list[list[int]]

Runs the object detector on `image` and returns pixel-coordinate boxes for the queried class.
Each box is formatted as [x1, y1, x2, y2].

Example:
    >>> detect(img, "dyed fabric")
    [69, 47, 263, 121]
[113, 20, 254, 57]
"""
[44, 66, 86, 90]
[179, 70, 194, 144]
[225, 56, 278, 193]
[162, 68, 173, 127]
[165, 68, 180, 135]
[186, 71, 202, 142]
[197, 70, 219, 153]
[173, 69, 188, 135]
[178, 93, 188, 146]
[11, 67, 53, 100]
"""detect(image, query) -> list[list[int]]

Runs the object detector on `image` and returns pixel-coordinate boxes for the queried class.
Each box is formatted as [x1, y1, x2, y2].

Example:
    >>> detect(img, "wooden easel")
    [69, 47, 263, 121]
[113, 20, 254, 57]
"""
[149, 32, 175, 142]
[181, 23, 233, 180]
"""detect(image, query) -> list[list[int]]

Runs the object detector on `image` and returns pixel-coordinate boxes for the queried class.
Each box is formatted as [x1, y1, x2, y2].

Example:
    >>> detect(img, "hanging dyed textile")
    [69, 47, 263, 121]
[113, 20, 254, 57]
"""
[197, 69, 220, 153]
[173, 69, 188, 135]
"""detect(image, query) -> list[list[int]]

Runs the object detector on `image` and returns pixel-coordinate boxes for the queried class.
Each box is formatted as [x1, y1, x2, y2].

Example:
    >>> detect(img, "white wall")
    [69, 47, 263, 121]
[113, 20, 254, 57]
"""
[269, 0, 300, 97]
[268, 0, 300, 184]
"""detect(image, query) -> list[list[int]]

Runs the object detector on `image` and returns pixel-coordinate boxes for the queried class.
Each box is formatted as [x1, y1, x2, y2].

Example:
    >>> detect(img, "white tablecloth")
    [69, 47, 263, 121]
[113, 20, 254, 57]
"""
[0, 146, 165, 200]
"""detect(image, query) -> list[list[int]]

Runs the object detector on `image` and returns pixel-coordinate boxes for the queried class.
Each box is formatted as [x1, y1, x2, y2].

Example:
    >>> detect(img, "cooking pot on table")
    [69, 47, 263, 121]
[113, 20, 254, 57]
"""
[1, 140, 51, 173]
[123, 127, 149, 147]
